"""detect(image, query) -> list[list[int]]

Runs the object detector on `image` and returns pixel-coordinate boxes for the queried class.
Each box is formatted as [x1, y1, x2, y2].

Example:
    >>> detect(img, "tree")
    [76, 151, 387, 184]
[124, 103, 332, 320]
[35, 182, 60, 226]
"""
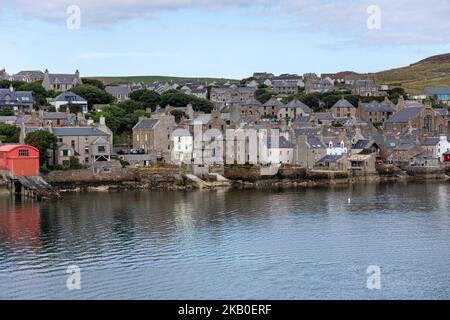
[68, 156, 83, 169]
[24, 130, 58, 166]
[0, 123, 20, 143]
[0, 107, 14, 116]
[81, 78, 105, 90]
[130, 109, 151, 128]
[89, 105, 129, 135]
[170, 110, 187, 123]
[130, 89, 162, 110]
[160, 90, 214, 113]
[255, 85, 274, 103]
[71, 84, 114, 110]
[117, 100, 145, 114]
[16, 81, 50, 106]
[59, 104, 84, 114]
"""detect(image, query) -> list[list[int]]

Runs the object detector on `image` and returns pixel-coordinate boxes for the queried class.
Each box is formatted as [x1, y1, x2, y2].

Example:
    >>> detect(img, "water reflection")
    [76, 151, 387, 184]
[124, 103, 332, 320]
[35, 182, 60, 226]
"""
[0, 182, 449, 299]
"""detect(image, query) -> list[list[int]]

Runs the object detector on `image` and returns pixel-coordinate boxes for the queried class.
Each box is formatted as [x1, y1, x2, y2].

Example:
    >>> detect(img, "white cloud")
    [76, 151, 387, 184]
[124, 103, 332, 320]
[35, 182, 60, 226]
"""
[4, 0, 450, 46]
[78, 51, 177, 60]
[4, 0, 267, 24]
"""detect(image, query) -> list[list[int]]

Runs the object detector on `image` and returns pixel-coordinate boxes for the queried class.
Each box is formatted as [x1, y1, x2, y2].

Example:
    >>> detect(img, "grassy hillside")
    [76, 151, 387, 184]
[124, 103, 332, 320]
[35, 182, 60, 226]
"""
[370, 54, 450, 94]
[89, 75, 238, 85]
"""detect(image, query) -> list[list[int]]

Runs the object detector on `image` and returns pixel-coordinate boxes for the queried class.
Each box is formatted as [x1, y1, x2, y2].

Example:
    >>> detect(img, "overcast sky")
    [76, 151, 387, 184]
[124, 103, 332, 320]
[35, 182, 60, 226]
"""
[2, 0, 450, 78]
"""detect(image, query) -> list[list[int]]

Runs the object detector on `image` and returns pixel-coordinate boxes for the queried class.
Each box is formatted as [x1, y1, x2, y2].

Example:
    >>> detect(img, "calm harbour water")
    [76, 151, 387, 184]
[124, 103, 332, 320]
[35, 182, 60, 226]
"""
[0, 182, 449, 300]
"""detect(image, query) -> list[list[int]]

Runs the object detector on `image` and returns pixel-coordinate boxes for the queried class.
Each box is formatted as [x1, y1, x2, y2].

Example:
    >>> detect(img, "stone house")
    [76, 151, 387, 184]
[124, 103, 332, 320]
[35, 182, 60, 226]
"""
[272, 79, 304, 96]
[352, 79, 379, 97]
[105, 86, 131, 102]
[133, 113, 176, 162]
[348, 154, 376, 176]
[315, 154, 348, 171]
[356, 100, 396, 124]
[0, 86, 34, 113]
[42, 69, 82, 91]
[420, 136, 450, 162]
[210, 87, 256, 103]
[21, 117, 112, 167]
[293, 134, 327, 169]
[385, 101, 448, 137]
[304, 77, 335, 94]
[261, 98, 285, 118]
[277, 99, 311, 121]
[330, 98, 357, 119]
[391, 143, 423, 165]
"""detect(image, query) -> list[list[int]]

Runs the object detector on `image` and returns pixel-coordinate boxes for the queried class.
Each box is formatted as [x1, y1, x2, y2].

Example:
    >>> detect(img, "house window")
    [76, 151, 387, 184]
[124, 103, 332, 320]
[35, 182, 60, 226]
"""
[62, 160, 70, 166]
[424, 115, 433, 133]
[62, 149, 70, 157]
[71, 140, 75, 148]
[18, 149, 29, 157]
[98, 146, 106, 153]
[85, 147, 89, 154]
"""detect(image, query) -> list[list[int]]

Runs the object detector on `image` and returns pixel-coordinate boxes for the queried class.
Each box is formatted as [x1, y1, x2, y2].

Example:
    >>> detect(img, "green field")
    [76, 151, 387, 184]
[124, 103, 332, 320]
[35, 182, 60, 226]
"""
[89, 75, 238, 85]
[371, 61, 450, 94]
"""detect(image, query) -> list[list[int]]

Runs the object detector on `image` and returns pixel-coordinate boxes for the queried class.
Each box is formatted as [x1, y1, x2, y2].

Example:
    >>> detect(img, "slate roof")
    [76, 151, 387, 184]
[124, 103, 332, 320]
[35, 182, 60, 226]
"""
[394, 143, 415, 151]
[53, 92, 87, 102]
[192, 114, 212, 125]
[240, 98, 263, 107]
[52, 127, 110, 137]
[42, 112, 70, 120]
[322, 137, 341, 146]
[385, 106, 423, 123]
[263, 136, 294, 149]
[172, 127, 192, 137]
[435, 109, 448, 117]
[47, 73, 79, 85]
[263, 98, 285, 108]
[307, 136, 326, 149]
[295, 116, 311, 123]
[314, 112, 334, 121]
[362, 102, 396, 113]
[424, 87, 450, 95]
[421, 137, 441, 146]
[0, 89, 33, 105]
[332, 98, 355, 109]
[294, 128, 321, 136]
[0, 116, 17, 122]
[285, 99, 311, 113]
[133, 119, 160, 130]
[317, 154, 344, 163]
[91, 137, 110, 145]
[353, 139, 376, 149]
[105, 86, 131, 96]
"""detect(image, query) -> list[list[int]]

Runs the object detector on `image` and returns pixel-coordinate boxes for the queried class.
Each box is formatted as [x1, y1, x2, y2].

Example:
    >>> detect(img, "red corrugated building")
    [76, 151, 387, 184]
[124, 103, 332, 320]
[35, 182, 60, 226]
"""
[444, 151, 450, 163]
[0, 145, 40, 177]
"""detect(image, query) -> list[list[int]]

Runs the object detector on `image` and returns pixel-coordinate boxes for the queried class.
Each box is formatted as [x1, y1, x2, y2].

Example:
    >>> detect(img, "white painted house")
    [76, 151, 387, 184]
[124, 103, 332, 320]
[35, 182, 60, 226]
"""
[421, 136, 450, 162]
[323, 137, 348, 156]
[171, 127, 195, 164]
[49, 92, 88, 113]
[259, 135, 294, 165]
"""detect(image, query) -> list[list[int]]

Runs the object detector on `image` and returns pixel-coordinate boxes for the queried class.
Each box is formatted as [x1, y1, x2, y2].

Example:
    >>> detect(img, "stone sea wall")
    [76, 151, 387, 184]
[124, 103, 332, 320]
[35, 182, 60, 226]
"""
[39, 163, 449, 193]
